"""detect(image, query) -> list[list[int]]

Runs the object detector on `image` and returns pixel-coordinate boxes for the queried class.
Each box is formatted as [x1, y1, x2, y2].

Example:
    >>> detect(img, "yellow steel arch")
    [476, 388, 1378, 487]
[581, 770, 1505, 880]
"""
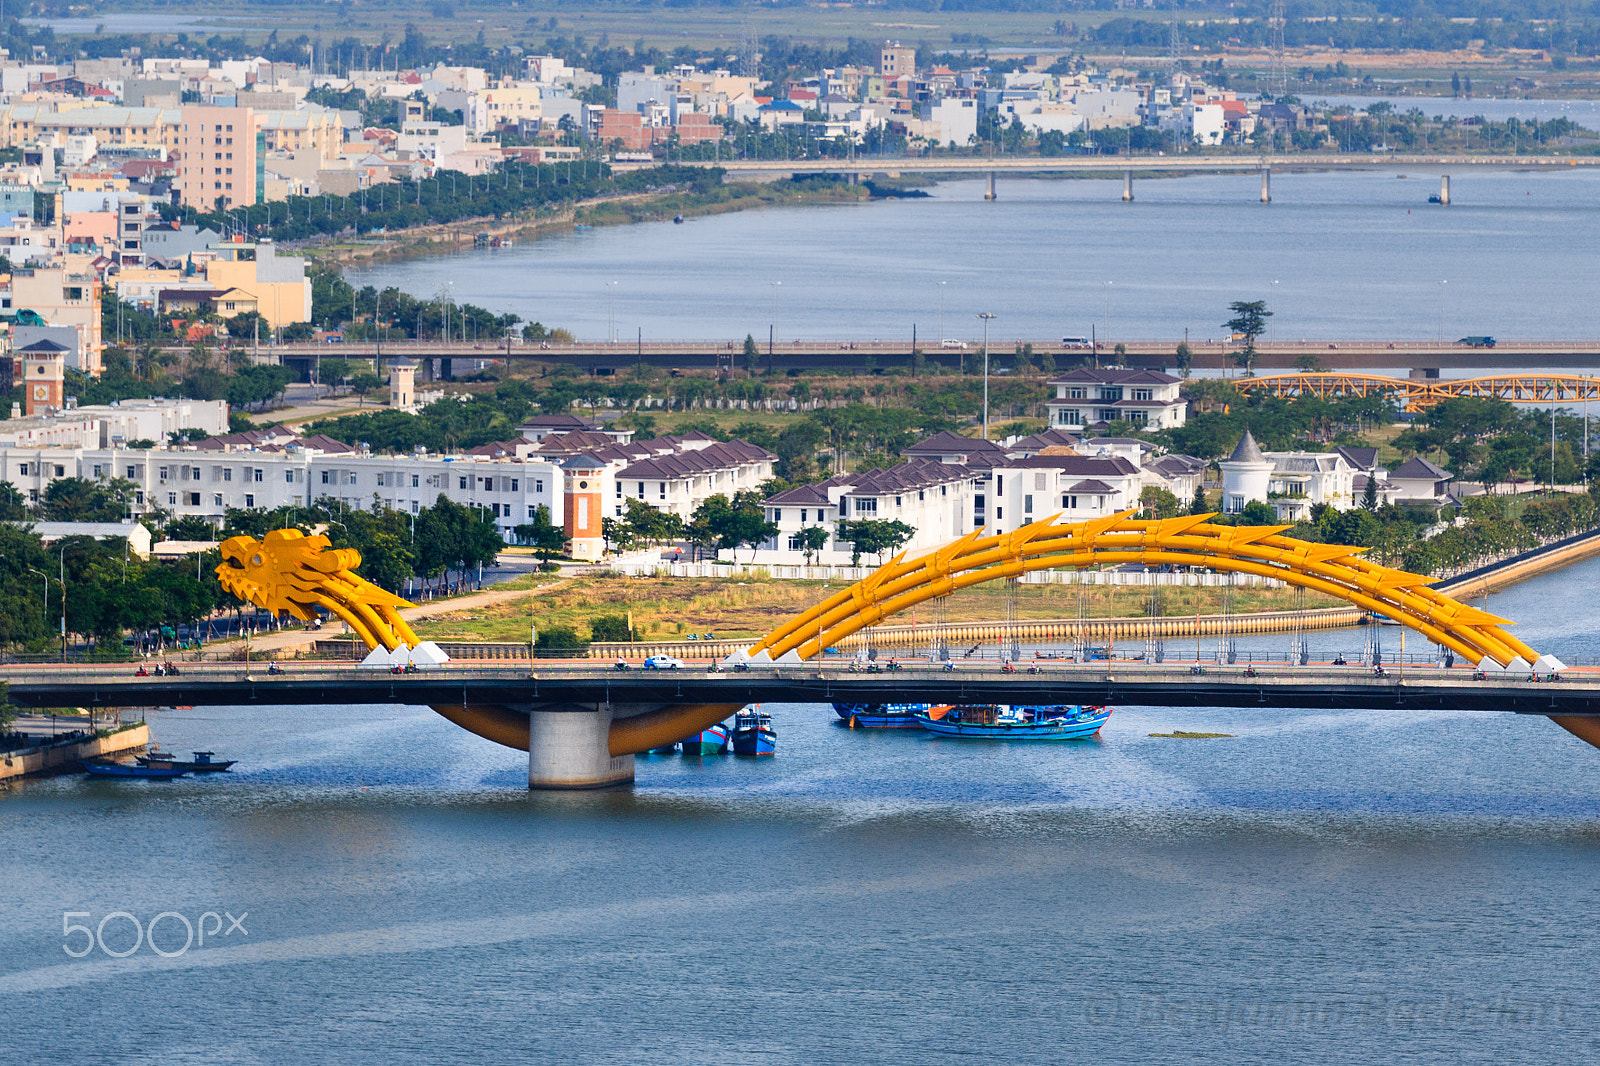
[1235, 372, 1600, 413]
[746, 512, 1540, 669]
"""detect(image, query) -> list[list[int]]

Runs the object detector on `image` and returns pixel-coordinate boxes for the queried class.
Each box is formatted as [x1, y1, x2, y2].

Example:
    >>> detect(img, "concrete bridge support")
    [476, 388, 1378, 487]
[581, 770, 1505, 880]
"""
[1122, 169, 1134, 202]
[1261, 168, 1271, 204]
[1439, 174, 1451, 205]
[985, 171, 997, 201]
[527, 705, 634, 789]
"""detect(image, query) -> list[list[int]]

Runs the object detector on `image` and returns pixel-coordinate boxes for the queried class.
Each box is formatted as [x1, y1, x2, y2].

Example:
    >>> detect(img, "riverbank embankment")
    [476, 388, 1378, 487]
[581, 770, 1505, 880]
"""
[0, 723, 150, 783]
[1434, 527, 1600, 598]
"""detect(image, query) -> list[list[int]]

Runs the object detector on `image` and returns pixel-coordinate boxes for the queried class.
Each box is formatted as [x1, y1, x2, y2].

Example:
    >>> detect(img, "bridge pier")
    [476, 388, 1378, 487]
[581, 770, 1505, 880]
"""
[528, 704, 633, 789]
[1260, 168, 1271, 204]
[1439, 174, 1451, 205]
[1122, 169, 1133, 202]
[985, 171, 997, 201]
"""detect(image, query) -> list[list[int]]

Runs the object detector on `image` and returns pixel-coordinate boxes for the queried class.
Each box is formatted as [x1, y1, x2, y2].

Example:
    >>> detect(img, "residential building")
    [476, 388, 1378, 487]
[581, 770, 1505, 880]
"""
[1046, 369, 1187, 432]
[1388, 457, 1454, 502]
[176, 103, 260, 209]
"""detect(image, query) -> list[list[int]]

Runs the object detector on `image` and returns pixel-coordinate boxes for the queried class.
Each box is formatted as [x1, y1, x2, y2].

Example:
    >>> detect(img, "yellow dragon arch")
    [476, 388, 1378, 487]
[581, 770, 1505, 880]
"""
[216, 529, 422, 652]
[739, 511, 1543, 671]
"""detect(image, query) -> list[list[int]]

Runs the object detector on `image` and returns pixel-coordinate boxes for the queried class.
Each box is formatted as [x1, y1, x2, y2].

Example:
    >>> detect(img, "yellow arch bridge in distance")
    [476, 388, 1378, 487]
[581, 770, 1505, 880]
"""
[1232, 372, 1600, 413]
[217, 514, 1600, 785]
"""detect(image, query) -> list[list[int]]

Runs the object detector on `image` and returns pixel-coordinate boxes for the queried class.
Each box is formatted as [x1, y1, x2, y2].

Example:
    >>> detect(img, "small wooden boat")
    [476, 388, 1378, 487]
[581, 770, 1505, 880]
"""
[833, 702, 927, 729]
[137, 750, 236, 772]
[680, 722, 729, 756]
[916, 704, 1111, 741]
[81, 760, 188, 779]
[731, 706, 776, 756]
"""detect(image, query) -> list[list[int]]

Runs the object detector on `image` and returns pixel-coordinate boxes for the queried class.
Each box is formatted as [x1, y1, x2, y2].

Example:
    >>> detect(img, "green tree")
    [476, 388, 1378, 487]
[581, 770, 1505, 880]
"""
[742, 333, 759, 375]
[1362, 474, 1380, 510]
[1238, 499, 1277, 525]
[41, 477, 137, 522]
[349, 370, 383, 405]
[1225, 300, 1273, 377]
[534, 623, 589, 657]
[834, 518, 915, 566]
[0, 482, 26, 520]
[589, 613, 638, 642]
[1175, 341, 1193, 378]
[1190, 482, 1210, 516]
[513, 503, 567, 563]
[1140, 486, 1180, 519]
[688, 491, 777, 562]
[795, 524, 830, 566]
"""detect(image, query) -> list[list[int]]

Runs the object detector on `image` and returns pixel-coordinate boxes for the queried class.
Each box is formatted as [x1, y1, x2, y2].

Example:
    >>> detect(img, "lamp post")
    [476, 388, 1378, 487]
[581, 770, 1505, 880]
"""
[26, 567, 47, 618]
[978, 312, 998, 440]
[769, 281, 781, 362]
[1438, 279, 1447, 344]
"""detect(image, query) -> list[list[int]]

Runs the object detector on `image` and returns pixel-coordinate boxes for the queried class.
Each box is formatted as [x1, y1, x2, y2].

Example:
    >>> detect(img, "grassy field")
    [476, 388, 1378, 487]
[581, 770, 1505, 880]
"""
[405, 572, 1344, 644]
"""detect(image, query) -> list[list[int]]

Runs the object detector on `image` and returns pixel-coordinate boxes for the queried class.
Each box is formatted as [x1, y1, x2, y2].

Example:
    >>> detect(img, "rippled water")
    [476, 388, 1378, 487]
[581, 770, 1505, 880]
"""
[359, 167, 1600, 345]
[4, 557, 1600, 1061]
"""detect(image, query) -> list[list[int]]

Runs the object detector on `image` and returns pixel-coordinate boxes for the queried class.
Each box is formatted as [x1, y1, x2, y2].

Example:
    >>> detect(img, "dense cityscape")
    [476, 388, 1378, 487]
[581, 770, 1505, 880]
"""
[4, 3, 1600, 1061]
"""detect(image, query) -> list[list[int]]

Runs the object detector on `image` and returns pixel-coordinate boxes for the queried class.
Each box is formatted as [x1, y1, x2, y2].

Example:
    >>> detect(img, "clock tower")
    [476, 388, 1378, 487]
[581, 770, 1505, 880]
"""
[22, 344, 65, 416]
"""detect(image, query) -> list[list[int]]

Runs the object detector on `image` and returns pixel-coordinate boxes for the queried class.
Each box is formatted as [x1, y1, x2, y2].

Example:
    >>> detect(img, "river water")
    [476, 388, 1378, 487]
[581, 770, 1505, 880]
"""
[357, 165, 1600, 348]
[4, 555, 1600, 1062]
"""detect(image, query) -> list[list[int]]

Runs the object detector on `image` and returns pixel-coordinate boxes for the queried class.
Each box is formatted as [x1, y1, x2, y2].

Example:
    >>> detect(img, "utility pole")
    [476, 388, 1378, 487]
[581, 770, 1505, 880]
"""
[978, 312, 997, 440]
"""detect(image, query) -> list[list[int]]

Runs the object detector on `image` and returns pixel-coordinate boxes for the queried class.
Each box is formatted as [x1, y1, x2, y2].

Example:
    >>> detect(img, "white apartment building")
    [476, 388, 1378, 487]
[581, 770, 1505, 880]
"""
[1046, 369, 1187, 432]
[749, 459, 977, 566]
[982, 455, 1144, 534]
[0, 398, 228, 449]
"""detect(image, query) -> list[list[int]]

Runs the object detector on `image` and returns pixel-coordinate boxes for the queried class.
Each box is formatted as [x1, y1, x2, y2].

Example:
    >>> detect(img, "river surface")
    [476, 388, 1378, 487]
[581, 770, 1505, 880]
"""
[357, 166, 1600, 348]
[4, 556, 1600, 1062]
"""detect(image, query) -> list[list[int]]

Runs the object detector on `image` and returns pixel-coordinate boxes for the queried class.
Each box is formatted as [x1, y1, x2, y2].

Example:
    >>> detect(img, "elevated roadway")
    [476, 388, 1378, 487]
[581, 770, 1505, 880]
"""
[265, 338, 1600, 376]
[4, 659, 1596, 717]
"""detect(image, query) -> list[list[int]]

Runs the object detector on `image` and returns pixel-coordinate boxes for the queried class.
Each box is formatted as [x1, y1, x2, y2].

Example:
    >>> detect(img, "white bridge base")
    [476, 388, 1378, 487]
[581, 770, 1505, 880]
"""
[528, 705, 634, 789]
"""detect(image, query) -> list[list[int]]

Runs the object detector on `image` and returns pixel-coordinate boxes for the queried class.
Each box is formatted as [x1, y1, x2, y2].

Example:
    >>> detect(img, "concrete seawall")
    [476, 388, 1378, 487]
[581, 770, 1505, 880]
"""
[1, 724, 150, 782]
[1434, 527, 1600, 599]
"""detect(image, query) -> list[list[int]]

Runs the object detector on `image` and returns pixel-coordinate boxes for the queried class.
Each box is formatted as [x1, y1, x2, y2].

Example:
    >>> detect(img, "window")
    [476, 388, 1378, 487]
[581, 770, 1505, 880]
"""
[168, 493, 177, 506]
[996, 507, 1004, 520]
[346, 473, 357, 486]
[126, 466, 137, 479]
[535, 479, 544, 493]
[285, 471, 294, 483]
[92, 465, 103, 478]
[788, 534, 805, 551]
[510, 479, 518, 492]
[800, 509, 808, 523]
[527, 506, 537, 519]
[186, 492, 200, 506]
[55, 465, 65, 477]
[1034, 473, 1047, 490]
[411, 475, 420, 488]
[854, 497, 877, 516]
[214, 493, 223, 507]
[1063, 495, 1079, 509]
[252, 468, 262, 483]
[1132, 389, 1153, 402]
[637, 481, 645, 496]
[412, 501, 420, 514]
[244, 493, 255, 508]
[772, 509, 782, 522]
[1068, 387, 1085, 399]
[1024, 494, 1033, 514]
[659, 482, 666, 500]
[459, 477, 467, 489]
[995, 476, 1003, 492]
[616, 483, 622, 498]
[321, 471, 331, 485]
[221, 468, 232, 482]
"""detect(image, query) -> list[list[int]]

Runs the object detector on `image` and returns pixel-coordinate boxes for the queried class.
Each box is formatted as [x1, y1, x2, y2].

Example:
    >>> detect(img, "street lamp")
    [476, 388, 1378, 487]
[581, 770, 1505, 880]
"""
[769, 281, 782, 362]
[978, 312, 998, 440]
[1438, 279, 1448, 344]
[26, 567, 47, 617]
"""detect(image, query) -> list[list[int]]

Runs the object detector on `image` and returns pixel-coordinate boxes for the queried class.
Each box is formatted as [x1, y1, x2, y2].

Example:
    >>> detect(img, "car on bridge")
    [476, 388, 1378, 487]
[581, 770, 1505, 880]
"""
[941, 338, 968, 349]
[644, 655, 685, 670]
[1457, 335, 1497, 348]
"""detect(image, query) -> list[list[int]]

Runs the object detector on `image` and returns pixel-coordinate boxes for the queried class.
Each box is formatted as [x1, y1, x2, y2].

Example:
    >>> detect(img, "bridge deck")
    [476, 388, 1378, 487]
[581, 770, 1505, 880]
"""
[5, 661, 1595, 717]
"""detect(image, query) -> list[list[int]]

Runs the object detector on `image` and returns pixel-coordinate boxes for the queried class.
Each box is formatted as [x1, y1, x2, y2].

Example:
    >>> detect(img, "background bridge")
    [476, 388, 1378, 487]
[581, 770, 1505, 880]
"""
[1236, 372, 1600, 412]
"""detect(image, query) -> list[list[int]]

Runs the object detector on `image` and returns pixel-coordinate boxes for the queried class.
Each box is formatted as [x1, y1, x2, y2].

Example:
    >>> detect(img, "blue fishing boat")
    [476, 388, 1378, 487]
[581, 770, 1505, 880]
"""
[137, 750, 235, 772]
[680, 722, 729, 756]
[731, 706, 776, 756]
[833, 702, 928, 729]
[81, 760, 188, 779]
[915, 704, 1111, 741]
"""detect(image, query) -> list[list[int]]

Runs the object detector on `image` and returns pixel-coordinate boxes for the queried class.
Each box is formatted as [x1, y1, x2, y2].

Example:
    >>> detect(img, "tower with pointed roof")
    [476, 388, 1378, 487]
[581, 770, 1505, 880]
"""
[1218, 428, 1272, 514]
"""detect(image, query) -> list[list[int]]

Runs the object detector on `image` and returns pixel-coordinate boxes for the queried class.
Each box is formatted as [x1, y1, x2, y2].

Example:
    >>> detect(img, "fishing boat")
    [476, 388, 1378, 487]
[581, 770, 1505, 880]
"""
[137, 750, 236, 772]
[731, 706, 776, 757]
[915, 704, 1111, 741]
[832, 702, 927, 729]
[647, 742, 681, 755]
[81, 760, 188, 779]
[680, 721, 729, 756]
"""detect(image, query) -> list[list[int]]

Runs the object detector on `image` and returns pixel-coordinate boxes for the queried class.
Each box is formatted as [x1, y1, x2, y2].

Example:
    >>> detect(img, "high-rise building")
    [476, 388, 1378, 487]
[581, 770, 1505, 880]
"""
[176, 104, 260, 210]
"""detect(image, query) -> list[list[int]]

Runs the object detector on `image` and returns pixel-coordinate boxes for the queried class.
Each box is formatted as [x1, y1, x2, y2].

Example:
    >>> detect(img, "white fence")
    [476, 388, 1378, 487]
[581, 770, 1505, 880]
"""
[608, 560, 1285, 587]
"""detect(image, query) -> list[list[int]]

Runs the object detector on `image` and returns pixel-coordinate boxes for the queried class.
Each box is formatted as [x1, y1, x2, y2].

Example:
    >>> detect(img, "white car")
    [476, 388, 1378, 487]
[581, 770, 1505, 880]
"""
[644, 654, 685, 670]
[940, 338, 968, 349]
